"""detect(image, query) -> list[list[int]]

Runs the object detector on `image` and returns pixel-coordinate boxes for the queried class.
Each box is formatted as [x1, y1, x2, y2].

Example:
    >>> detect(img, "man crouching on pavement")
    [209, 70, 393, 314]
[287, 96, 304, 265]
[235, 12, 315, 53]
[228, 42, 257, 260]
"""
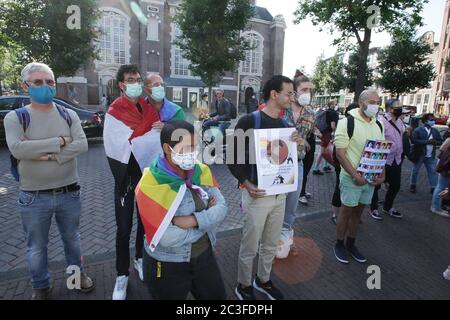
[4, 62, 93, 300]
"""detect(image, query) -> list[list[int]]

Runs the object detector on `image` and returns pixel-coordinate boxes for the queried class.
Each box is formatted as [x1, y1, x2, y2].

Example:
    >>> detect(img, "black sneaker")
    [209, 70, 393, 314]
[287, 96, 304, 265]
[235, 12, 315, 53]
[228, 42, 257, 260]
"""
[346, 245, 367, 263]
[253, 277, 284, 300]
[369, 209, 383, 221]
[334, 243, 349, 264]
[383, 208, 403, 219]
[312, 169, 324, 175]
[235, 284, 255, 300]
[31, 286, 52, 300]
[410, 185, 416, 193]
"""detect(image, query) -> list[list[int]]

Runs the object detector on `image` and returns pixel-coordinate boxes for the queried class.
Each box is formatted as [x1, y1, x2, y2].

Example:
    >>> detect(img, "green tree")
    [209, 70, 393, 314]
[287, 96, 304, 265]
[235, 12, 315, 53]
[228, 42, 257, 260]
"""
[0, 0, 99, 79]
[325, 54, 346, 97]
[376, 27, 436, 99]
[311, 53, 345, 98]
[311, 55, 328, 95]
[344, 47, 374, 93]
[173, 0, 253, 109]
[294, 0, 427, 101]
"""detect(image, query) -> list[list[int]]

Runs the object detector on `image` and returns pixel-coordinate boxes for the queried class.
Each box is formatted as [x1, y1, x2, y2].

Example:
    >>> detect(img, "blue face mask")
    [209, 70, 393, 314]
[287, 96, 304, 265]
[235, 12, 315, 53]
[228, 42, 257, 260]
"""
[427, 120, 436, 127]
[151, 86, 166, 102]
[28, 85, 56, 104]
[125, 83, 143, 99]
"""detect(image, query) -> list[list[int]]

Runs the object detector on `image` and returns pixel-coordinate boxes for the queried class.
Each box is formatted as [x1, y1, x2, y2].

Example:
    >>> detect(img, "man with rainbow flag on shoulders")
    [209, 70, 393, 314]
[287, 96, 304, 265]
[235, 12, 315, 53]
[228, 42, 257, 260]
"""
[135, 120, 228, 300]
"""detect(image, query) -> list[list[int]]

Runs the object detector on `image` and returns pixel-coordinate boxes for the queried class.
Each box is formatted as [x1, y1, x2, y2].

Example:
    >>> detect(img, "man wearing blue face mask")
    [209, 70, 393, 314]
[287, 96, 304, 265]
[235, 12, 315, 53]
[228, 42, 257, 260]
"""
[4, 62, 93, 299]
[144, 74, 185, 130]
[104, 64, 160, 300]
[409, 113, 443, 195]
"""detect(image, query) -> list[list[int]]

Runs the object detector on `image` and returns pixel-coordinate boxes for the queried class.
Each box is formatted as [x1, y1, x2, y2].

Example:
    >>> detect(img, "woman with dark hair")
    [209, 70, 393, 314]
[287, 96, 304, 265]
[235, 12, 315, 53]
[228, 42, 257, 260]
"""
[136, 120, 228, 299]
[331, 103, 359, 224]
[291, 76, 317, 206]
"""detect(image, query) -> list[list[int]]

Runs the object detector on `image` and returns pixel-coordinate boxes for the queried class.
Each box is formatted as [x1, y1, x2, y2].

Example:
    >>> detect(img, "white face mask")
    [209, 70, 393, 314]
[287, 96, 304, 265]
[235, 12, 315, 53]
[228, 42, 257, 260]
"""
[364, 104, 379, 118]
[170, 147, 197, 171]
[297, 93, 311, 106]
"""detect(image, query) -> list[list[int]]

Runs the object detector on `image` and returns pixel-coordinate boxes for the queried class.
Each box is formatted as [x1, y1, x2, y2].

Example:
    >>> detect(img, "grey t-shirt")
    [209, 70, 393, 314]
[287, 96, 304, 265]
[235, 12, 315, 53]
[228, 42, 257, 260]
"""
[4, 103, 88, 191]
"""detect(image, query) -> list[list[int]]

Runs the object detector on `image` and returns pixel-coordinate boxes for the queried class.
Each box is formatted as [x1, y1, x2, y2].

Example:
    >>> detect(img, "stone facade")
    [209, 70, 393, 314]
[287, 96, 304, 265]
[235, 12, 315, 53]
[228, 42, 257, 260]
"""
[57, 0, 286, 111]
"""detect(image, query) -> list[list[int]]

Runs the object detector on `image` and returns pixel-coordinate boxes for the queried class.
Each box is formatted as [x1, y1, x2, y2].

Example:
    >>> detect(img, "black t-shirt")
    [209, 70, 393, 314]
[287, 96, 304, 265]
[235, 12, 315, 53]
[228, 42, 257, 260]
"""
[326, 109, 339, 132]
[227, 111, 287, 185]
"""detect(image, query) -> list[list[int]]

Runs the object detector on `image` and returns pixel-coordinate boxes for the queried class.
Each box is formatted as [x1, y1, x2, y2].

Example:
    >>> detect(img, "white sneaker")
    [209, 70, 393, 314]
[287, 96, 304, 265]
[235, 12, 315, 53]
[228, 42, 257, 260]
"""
[444, 267, 450, 280]
[304, 192, 312, 199]
[430, 207, 450, 218]
[299, 196, 308, 205]
[134, 258, 144, 281]
[112, 275, 128, 300]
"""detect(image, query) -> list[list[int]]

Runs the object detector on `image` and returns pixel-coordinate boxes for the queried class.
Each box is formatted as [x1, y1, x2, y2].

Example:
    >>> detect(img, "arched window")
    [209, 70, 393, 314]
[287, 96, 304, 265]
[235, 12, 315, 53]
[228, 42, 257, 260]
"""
[241, 32, 263, 75]
[98, 10, 129, 64]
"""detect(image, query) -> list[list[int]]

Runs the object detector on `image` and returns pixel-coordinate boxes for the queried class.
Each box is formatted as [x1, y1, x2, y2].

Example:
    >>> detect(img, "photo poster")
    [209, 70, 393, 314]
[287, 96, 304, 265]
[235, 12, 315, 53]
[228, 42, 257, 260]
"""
[254, 128, 298, 196]
[357, 139, 393, 183]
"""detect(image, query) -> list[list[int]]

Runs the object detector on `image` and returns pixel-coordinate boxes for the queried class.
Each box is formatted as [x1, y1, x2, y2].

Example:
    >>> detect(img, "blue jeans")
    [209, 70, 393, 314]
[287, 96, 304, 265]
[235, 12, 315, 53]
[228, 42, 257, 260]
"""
[18, 190, 83, 289]
[410, 156, 437, 188]
[283, 162, 304, 227]
[431, 174, 450, 210]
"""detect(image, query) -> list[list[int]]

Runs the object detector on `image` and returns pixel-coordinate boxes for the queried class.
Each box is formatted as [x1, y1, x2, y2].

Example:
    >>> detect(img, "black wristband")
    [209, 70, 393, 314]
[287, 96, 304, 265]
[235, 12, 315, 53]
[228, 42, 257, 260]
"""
[60, 136, 66, 147]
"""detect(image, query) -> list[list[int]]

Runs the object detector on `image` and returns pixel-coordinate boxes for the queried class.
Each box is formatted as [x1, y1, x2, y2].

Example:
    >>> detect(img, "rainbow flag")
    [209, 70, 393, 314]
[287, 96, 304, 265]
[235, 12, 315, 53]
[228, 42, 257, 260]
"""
[135, 156, 219, 251]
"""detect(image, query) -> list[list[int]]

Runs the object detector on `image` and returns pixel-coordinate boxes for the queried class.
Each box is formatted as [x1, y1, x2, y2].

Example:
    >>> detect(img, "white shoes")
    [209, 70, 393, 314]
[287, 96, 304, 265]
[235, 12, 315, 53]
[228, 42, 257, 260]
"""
[444, 267, 450, 280]
[112, 275, 128, 300]
[134, 258, 144, 281]
[430, 207, 450, 218]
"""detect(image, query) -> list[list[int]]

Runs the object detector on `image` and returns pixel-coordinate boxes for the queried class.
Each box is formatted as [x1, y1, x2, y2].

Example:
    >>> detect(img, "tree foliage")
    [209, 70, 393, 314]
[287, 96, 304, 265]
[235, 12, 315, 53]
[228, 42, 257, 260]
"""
[173, 0, 253, 107]
[311, 53, 346, 97]
[0, 0, 99, 79]
[294, 0, 427, 101]
[376, 27, 436, 98]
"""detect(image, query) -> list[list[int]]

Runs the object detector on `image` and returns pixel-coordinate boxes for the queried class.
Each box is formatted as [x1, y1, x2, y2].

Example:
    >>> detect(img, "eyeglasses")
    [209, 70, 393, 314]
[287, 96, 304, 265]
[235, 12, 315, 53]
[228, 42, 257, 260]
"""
[281, 91, 296, 98]
[124, 78, 143, 85]
[27, 79, 56, 87]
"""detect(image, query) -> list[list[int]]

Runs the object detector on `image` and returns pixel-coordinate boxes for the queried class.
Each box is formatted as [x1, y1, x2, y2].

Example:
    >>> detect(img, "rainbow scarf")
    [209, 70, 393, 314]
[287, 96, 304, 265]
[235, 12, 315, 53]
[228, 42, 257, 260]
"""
[135, 156, 219, 251]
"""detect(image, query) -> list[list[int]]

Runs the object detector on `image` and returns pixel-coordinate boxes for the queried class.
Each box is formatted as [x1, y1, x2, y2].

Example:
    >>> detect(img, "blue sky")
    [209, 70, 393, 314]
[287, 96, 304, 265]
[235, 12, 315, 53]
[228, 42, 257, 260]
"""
[256, 0, 447, 75]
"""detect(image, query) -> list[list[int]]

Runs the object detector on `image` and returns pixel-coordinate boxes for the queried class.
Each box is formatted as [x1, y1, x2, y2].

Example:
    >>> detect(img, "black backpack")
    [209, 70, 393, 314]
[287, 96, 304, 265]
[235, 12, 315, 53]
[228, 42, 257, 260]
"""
[332, 115, 383, 166]
[10, 105, 72, 182]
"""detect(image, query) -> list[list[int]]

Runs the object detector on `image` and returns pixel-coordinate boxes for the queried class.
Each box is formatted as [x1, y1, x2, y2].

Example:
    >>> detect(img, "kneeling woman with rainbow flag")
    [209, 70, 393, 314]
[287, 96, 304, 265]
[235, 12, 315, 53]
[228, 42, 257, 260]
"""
[135, 120, 228, 300]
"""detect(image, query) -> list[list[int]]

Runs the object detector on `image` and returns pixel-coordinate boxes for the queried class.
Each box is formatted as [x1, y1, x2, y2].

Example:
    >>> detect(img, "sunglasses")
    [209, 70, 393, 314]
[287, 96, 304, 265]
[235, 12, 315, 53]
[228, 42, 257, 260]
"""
[27, 79, 56, 87]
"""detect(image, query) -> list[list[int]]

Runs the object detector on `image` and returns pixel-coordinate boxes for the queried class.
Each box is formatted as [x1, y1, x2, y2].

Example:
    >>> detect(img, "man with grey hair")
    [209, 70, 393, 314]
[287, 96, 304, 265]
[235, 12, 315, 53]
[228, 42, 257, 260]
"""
[333, 89, 385, 264]
[4, 62, 93, 299]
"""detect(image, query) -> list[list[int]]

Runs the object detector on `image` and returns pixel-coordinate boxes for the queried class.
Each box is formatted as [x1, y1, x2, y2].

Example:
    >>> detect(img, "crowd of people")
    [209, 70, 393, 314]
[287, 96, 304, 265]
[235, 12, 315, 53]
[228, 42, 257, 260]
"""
[4, 62, 450, 301]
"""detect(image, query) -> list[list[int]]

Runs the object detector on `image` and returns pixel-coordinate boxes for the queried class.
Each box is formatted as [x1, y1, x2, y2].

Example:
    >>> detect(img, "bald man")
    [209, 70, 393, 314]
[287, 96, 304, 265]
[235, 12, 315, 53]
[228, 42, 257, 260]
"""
[333, 90, 385, 264]
[144, 74, 185, 131]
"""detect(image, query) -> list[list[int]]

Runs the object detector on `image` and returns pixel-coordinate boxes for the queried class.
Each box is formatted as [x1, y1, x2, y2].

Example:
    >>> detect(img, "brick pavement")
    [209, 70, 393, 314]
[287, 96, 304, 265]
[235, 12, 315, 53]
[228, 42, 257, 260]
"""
[1, 199, 449, 300]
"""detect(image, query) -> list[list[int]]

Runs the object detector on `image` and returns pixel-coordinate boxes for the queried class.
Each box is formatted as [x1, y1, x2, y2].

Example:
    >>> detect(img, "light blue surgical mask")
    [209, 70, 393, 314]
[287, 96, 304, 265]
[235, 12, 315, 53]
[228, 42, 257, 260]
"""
[151, 86, 166, 102]
[125, 83, 143, 99]
[28, 85, 56, 104]
[426, 120, 436, 127]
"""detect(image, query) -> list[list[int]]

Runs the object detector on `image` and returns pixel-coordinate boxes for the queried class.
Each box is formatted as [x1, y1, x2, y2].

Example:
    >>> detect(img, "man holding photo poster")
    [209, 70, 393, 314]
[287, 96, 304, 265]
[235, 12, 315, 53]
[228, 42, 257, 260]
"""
[228, 76, 298, 300]
[333, 89, 385, 264]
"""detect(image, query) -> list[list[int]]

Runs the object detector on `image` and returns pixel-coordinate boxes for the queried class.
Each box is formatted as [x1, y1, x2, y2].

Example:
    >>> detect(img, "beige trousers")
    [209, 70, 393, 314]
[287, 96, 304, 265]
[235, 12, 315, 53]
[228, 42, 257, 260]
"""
[237, 189, 287, 286]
